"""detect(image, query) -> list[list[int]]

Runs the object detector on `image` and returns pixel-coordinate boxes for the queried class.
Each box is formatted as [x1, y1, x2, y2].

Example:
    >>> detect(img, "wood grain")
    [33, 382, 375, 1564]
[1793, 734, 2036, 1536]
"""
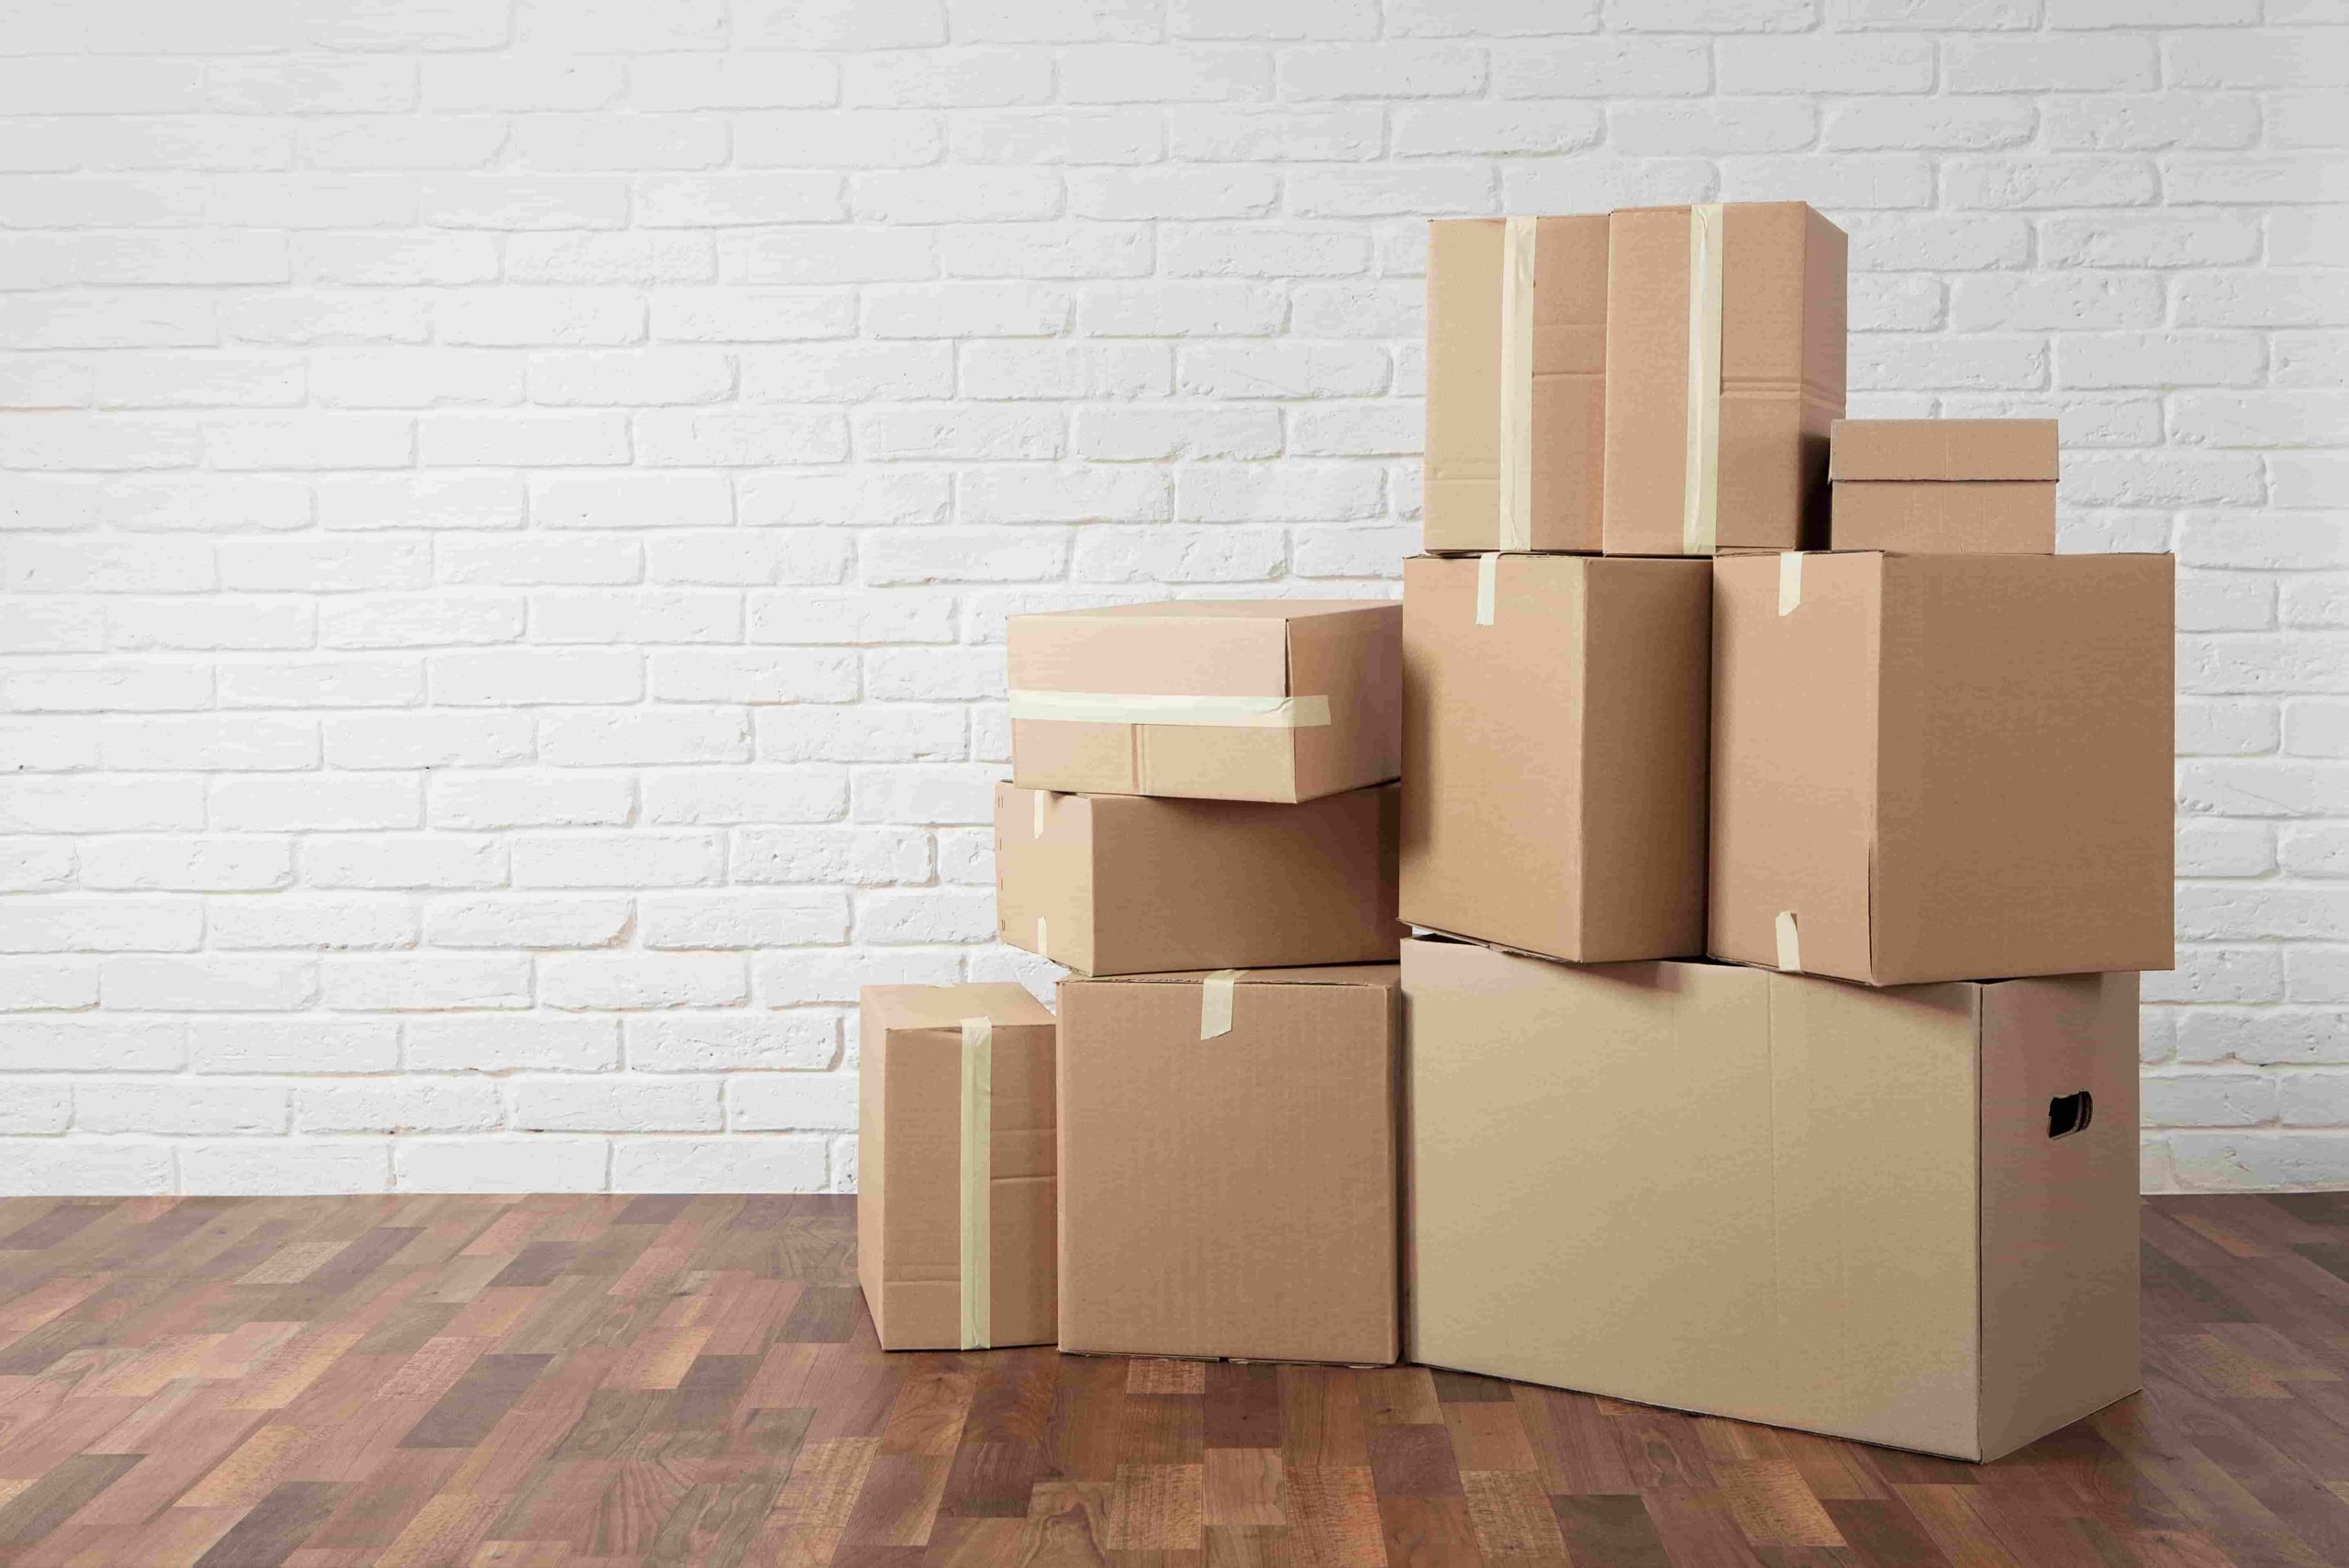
[0, 1193, 2343, 1565]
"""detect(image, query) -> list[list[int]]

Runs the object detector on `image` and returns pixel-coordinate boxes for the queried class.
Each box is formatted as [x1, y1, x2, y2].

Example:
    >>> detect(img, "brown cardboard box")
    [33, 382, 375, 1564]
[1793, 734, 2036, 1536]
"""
[1008, 600, 1401, 803]
[1423, 216, 1609, 554]
[1400, 553, 1709, 962]
[857, 983, 1056, 1351]
[1402, 936, 2140, 1462]
[1711, 550, 2174, 986]
[1831, 418, 2060, 554]
[1059, 964, 1399, 1364]
[996, 782, 1399, 976]
[1603, 202, 1846, 557]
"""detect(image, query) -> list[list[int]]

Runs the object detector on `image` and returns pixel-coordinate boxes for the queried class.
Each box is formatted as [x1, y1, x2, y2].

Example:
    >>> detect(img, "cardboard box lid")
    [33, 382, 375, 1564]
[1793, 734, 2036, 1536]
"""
[864, 983, 1053, 1034]
[1010, 600, 1396, 697]
[1831, 419, 2059, 483]
[1085, 963, 1400, 990]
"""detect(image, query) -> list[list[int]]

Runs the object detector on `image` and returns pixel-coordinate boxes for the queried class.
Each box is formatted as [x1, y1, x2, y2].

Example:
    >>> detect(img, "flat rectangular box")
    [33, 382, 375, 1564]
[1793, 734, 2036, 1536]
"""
[1400, 553, 1709, 962]
[1603, 202, 1846, 557]
[1008, 599, 1401, 803]
[1403, 937, 2140, 1462]
[1423, 215, 1609, 554]
[1831, 418, 2059, 555]
[858, 983, 1056, 1351]
[1711, 550, 2174, 986]
[1059, 964, 1399, 1365]
[996, 782, 1399, 977]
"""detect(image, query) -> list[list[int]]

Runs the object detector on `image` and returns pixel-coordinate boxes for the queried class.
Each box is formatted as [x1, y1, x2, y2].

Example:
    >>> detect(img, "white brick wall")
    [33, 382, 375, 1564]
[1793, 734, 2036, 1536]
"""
[2, 1, 2343, 1196]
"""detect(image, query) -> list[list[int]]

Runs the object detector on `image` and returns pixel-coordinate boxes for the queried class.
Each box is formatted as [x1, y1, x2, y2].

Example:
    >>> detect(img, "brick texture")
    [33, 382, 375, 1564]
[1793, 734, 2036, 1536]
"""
[2, 3, 2343, 1195]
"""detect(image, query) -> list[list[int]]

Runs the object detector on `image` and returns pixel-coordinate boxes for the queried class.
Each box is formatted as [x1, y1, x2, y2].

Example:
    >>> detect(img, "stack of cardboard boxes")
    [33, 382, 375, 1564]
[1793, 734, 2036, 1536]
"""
[857, 200, 2176, 1464]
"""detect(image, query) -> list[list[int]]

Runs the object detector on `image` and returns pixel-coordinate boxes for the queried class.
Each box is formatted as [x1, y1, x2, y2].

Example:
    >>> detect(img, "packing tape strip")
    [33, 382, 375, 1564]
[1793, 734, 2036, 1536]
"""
[1496, 216, 1537, 552]
[957, 1015, 993, 1351]
[1033, 917, 1047, 960]
[1775, 911, 1802, 973]
[1778, 552, 1803, 616]
[1681, 203, 1724, 558]
[1199, 969, 1243, 1040]
[1008, 690, 1332, 729]
[1475, 552, 1498, 628]
[1031, 789, 1048, 838]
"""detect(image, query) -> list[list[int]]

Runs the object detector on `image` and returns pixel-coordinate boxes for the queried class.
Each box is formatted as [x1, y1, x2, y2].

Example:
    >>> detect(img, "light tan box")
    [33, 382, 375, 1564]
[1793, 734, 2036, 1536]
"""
[1422, 215, 1609, 554]
[1831, 417, 2060, 554]
[1059, 964, 1399, 1365]
[1007, 600, 1401, 803]
[1400, 553, 1709, 962]
[996, 782, 1399, 977]
[1403, 936, 2140, 1462]
[1603, 202, 1846, 557]
[857, 984, 1056, 1351]
[1711, 550, 2174, 986]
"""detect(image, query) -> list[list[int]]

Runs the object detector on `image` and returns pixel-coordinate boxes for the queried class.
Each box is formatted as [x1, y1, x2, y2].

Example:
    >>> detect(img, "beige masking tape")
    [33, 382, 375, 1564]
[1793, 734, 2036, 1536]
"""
[957, 1015, 993, 1351]
[1777, 552, 1803, 616]
[1199, 969, 1243, 1040]
[1031, 789, 1048, 838]
[1775, 911, 1802, 973]
[1496, 216, 1538, 552]
[1008, 690, 1332, 729]
[1033, 917, 1047, 959]
[1681, 203, 1724, 557]
[1475, 552, 1499, 628]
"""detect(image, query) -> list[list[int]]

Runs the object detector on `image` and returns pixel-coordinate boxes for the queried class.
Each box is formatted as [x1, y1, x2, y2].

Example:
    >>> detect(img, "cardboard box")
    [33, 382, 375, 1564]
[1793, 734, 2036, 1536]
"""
[1831, 418, 2059, 554]
[857, 983, 1056, 1351]
[1603, 202, 1846, 557]
[996, 782, 1399, 976]
[1423, 216, 1609, 554]
[1007, 599, 1401, 803]
[1059, 964, 1399, 1364]
[1711, 550, 2174, 986]
[1402, 936, 2140, 1462]
[1400, 553, 1709, 962]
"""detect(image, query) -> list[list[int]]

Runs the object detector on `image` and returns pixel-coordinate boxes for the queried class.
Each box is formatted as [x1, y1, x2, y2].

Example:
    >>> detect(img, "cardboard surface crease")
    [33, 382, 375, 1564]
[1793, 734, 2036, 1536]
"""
[1401, 937, 2140, 1462]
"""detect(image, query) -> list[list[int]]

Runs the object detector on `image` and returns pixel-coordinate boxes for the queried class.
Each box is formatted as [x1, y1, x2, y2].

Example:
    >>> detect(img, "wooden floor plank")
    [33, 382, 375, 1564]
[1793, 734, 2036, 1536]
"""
[0, 1192, 2339, 1566]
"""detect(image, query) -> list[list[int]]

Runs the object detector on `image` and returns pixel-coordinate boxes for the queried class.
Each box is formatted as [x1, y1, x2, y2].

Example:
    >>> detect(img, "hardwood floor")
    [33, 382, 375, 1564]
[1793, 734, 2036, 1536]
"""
[0, 1193, 2345, 1567]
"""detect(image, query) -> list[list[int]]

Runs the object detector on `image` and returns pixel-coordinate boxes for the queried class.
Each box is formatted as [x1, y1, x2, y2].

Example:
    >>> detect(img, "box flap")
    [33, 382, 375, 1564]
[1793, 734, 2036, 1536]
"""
[1071, 962, 1400, 989]
[864, 981, 1054, 1034]
[1831, 419, 2059, 483]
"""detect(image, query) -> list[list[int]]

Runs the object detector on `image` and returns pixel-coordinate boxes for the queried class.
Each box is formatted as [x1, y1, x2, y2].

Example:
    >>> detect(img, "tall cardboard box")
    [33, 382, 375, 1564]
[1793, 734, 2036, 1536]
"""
[1831, 417, 2060, 555]
[996, 782, 1398, 976]
[1058, 966, 1399, 1365]
[1711, 550, 2174, 986]
[1400, 553, 1710, 962]
[1603, 202, 1846, 557]
[1423, 216, 1609, 554]
[1008, 600, 1401, 803]
[858, 984, 1056, 1351]
[1402, 937, 2140, 1462]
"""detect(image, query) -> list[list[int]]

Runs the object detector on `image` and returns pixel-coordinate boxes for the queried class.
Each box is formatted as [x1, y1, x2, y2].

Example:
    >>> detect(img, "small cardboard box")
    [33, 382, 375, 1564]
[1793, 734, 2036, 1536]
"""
[1007, 599, 1401, 803]
[1423, 215, 1609, 554]
[1712, 550, 2174, 986]
[1058, 964, 1399, 1364]
[1400, 553, 1709, 962]
[1603, 202, 1846, 557]
[1831, 418, 2060, 555]
[996, 782, 1399, 977]
[857, 983, 1056, 1351]
[1403, 936, 2140, 1462]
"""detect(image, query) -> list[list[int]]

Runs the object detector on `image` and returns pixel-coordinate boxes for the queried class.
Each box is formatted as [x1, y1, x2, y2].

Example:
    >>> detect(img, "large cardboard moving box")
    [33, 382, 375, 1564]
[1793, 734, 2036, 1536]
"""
[1059, 965, 1399, 1365]
[1008, 600, 1401, 803]
[858, 984, 1056, 1351]
[996, 782, 1398, 976]
[1401, 553, 1709, 962]
[1403, 937, 2140, 1462]
[1712, 550, 2174, 986]
[1423, 216, 1609, 554]
[1604, 202, 1846, 557]
[1832, 418, 2059, 555]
